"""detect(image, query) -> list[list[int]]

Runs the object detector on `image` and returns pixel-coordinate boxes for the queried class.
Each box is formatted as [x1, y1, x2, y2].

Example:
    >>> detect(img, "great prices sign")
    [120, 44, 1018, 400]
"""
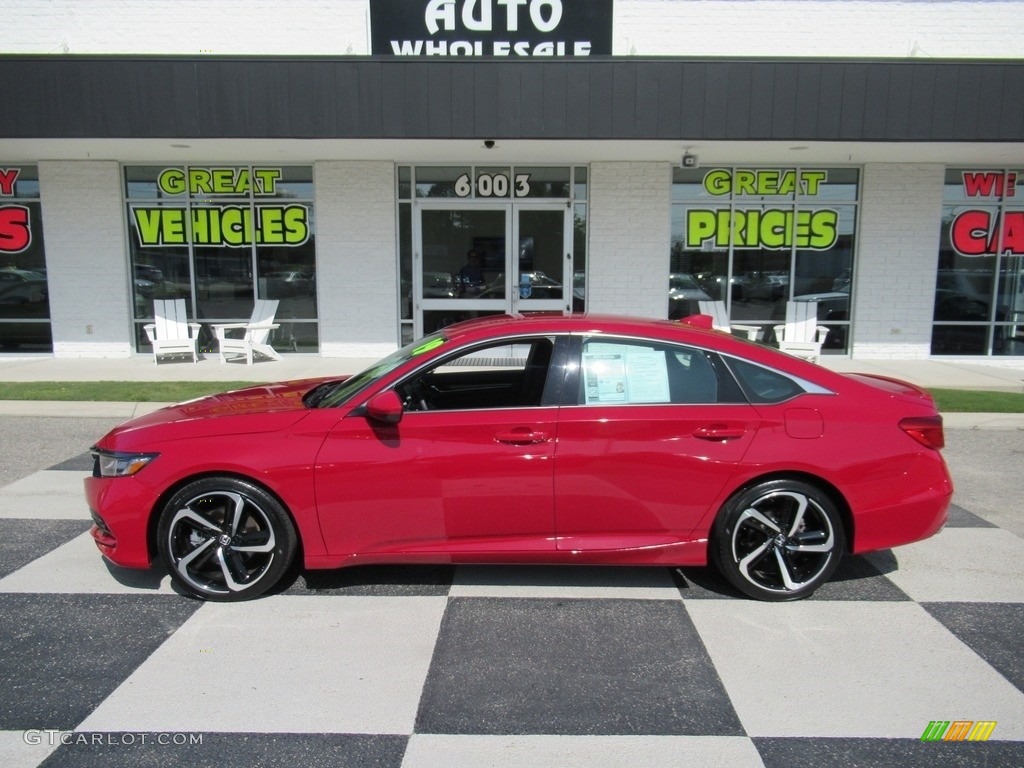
[370, 0, 613, 57]
[0, 168, 31, 254]
[949, 171, 1023, 257]
[130, 167, 309, 248]
[685, 169, 840, 251]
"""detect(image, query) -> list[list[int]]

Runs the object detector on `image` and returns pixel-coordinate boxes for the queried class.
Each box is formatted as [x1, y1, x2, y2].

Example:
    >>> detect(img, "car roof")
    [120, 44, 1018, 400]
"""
[436, 312, 848, 385]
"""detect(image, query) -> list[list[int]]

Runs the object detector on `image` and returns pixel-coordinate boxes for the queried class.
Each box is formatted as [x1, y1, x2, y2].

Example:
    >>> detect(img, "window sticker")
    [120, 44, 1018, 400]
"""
[583, 353, 627, 404]
[624, 352, 671, 403]
[582, 345, 671, 405]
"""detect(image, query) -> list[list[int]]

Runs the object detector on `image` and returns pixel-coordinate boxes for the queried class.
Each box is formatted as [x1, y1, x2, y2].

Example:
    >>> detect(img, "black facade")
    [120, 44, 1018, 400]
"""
[2, 56, 1022, 143]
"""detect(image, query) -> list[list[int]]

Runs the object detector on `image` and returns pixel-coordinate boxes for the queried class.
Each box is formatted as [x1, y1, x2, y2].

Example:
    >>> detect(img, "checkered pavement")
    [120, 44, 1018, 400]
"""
[0, 441, 1022, 768]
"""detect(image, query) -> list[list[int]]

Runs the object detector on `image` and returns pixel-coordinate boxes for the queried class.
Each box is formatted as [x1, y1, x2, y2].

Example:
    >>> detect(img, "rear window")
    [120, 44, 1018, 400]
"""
[724, 358, 806, 404]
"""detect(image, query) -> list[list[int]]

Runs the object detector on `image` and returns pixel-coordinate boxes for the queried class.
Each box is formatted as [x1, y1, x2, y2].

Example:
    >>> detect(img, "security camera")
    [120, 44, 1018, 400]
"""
[681, 152, 699, 169]
[484, 140, 496, 149]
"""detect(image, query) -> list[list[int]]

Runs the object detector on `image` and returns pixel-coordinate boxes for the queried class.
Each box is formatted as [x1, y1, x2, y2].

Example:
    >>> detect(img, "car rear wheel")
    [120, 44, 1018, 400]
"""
[713, 479, 844, 601]
[157, 477, 297, 601]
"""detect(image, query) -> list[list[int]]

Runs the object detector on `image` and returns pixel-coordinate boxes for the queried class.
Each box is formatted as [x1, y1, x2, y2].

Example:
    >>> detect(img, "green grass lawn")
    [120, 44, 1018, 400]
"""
[0, 380, 1021, 412]
[0, 381, 258, 403]
[928, 388, 1024, 413]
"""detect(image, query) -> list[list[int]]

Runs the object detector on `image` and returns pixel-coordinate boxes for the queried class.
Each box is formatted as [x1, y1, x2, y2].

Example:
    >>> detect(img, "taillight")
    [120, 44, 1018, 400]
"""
[899, 416, 945, 450]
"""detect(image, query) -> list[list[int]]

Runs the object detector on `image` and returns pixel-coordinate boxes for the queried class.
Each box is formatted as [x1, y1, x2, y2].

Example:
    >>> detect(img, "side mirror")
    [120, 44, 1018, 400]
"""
[365, 390, 404, 424]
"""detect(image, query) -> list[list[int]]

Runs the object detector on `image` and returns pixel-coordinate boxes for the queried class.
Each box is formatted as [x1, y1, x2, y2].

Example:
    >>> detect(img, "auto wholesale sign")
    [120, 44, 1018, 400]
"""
[369, 0, 613, 57]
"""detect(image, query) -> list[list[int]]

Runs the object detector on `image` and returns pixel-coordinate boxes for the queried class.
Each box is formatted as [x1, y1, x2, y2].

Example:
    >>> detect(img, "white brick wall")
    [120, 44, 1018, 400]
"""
[39, 161, 133, 358]
[851, 163, 944, 359]
[616, 1, 1024, 58]
[314, 161, 399, 358]
[1, 1, 1020, 58]
[588, 162, 671, 318]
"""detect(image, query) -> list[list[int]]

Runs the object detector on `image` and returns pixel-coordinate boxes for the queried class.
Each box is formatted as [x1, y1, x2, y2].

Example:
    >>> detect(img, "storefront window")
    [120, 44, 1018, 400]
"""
[671, 166, 858, 354]
[124, 165, 318, 353]
[0, 165, 50, 352]
[932, 167, 1024, 356]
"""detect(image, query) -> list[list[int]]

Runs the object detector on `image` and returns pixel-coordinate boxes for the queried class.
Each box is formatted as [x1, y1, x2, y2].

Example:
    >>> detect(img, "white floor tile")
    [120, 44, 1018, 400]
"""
[402, 735, 765, 768]
[77, 595, 448, 734]
[687, 600, 1024, 739]
[0, 532, 172, 595]
[0, 730, 66, 768]
[0, 471, 90, 520]
[868, 527, 1024, 603]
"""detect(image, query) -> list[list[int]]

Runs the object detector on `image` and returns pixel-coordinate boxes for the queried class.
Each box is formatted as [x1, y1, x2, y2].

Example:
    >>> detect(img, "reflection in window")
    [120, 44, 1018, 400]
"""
[933, 167, 1024, 356]
[125, 165, 317, 354]
[670, 167, 858, 354]
[396, 338, 555, 411]
[0, 165, 50, 351]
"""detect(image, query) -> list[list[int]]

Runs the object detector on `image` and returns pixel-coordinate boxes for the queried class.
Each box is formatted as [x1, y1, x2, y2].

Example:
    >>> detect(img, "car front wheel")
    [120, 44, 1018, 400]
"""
[157, 477, 297, 601]
[713, 479, 844, 601]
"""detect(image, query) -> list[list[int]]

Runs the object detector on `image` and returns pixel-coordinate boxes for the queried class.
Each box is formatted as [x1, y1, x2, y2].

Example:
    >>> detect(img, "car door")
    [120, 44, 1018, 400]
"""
[553, 336, 762, 551]
[314, 337, 559, 558]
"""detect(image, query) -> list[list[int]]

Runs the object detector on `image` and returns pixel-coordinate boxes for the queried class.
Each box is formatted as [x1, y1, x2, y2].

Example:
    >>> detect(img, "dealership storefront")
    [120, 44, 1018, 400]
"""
[1, 3, 1023, 362]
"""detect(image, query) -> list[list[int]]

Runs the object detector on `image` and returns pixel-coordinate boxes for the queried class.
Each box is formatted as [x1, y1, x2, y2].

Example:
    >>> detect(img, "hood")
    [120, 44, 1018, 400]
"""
[95, 377, 344, 448]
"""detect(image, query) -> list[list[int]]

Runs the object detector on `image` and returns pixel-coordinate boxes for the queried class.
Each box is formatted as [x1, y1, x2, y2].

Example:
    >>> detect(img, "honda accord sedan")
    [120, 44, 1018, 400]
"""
[86, 314, 952, 602]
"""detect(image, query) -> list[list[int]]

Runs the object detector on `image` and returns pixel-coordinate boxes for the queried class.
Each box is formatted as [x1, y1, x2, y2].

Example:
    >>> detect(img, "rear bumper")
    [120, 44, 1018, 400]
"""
[849, 452, 954, 554]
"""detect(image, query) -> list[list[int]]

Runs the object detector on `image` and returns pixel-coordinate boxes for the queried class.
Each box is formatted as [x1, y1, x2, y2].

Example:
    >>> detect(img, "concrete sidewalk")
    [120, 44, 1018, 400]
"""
[0, 353, 1023, 427]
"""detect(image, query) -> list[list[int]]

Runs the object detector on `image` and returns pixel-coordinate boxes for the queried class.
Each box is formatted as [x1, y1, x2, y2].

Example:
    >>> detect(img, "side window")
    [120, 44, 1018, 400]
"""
[396, 338, 554, 412]
[579, 339, 722, 405]
[724, 357, 806, 403]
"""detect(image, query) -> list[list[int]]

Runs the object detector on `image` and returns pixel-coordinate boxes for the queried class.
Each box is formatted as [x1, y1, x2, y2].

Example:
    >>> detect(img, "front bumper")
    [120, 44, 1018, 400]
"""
[84, 475, 158, 569]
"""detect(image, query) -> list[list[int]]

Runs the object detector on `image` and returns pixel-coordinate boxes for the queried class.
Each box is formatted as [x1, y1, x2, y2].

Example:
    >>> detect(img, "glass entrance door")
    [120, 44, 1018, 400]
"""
[416, 205, 571, 336]
[514, 206, 570, 315]
[418, 207, 509, 335]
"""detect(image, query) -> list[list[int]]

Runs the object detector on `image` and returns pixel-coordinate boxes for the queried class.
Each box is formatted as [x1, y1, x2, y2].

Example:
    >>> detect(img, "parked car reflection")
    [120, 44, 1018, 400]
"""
[0, 279, 50, 349]
[668, 273, 712, 319]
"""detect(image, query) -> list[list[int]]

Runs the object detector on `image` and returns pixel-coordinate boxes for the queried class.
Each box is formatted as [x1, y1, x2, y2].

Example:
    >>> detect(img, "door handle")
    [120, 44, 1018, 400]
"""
[495, 429, 549, 445]
[693, 424, 746, 441]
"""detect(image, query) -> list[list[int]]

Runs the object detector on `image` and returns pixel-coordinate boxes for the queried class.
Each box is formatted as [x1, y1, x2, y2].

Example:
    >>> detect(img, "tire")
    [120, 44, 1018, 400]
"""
[157, 477, 297, 602]
[712, 479, 844, 601]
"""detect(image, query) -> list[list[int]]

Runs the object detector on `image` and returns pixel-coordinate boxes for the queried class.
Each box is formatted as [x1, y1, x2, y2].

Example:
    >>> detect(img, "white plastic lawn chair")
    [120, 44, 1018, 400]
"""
[212, 299, 282, 365]
[144, 299, 200, 364]
[697, 300, 760, 341]
[773, 301, 830, 363]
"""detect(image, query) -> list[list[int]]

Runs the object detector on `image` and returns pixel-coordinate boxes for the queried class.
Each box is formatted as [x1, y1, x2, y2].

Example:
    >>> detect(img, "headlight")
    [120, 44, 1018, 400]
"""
[92, 449, 158, 478]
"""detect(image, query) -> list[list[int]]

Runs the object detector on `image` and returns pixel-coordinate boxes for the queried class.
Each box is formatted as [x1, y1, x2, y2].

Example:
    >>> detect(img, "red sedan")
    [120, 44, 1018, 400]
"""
[86, 314, 952, 602]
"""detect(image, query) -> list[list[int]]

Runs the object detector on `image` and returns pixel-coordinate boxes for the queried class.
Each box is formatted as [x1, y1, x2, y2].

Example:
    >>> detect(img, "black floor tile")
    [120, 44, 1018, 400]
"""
[755, 736, 1024, 767]
[40, 732, 408, 768]
[922, 602, 1024, 693]
[0, 594, 200, 730]
[415, 597, 744, 736]
[0, 518, 91, 579]
[945, 504, 997, 528]
[49, 453, 94, 472]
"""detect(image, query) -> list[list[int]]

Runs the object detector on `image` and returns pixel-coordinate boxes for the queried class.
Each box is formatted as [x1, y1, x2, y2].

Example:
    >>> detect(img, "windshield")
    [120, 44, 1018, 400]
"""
[304, 332, 449, 408]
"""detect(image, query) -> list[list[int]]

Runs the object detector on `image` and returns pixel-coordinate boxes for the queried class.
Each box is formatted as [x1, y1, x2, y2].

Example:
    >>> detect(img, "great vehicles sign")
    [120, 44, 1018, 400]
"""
[129, 167, 310, 248]
[369, 0, 613, 57]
